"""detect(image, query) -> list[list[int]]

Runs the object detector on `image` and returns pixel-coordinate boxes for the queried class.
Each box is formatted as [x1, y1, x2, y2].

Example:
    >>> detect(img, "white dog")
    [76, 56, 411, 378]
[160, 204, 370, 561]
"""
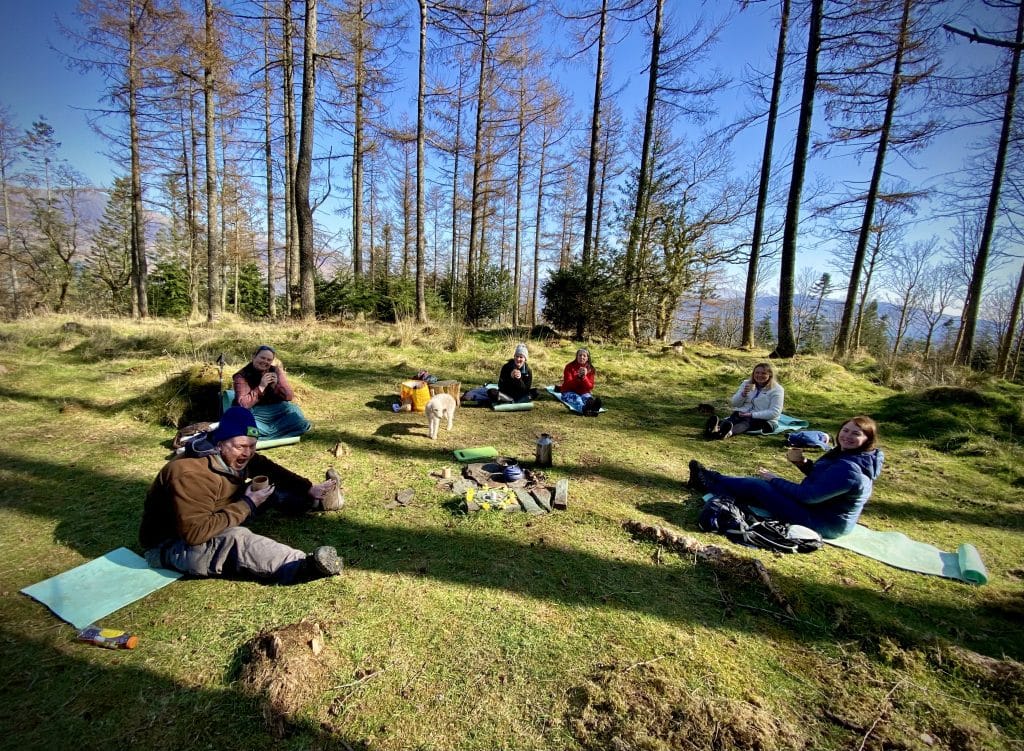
[425, 393, 457, 440]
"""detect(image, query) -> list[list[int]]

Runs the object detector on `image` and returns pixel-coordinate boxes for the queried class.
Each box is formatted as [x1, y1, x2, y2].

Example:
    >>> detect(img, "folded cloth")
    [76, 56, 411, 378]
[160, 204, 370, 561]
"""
[20, 547, 183, 629]
[825, 525, 989, 585]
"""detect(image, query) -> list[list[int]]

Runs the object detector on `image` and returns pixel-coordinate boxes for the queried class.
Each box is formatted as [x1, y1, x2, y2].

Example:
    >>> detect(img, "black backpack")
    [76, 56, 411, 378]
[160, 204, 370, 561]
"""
[698, 496, 754, 534]
[727, 520, 823, 554]
[698, 497, 822, 554]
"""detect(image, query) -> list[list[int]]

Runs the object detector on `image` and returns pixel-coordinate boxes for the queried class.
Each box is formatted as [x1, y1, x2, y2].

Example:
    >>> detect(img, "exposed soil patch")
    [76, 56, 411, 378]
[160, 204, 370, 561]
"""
[565, 661, 805, 750]
[236, 619, 328, 738]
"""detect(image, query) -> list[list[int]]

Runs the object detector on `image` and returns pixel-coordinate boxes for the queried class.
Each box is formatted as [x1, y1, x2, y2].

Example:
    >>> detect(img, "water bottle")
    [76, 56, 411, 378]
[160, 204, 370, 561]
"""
[76, 626, 139, 650]
[535, 434, 553, 467]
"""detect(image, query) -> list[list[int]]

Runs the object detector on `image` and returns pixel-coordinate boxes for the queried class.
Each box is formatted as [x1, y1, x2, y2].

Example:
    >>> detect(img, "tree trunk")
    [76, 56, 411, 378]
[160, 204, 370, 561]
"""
[129, 0, 148, 318]
[742, 0, 789, 348]
[466, 0, 490, 322]
[295, 0, 317, 320]
[0, 138, 17, 318]
[512, 77, 526, 327]
[204, 0, 221, 323]
[415, 0, 428, 323]
[581, 0, 608, 268]
[352, 0, 366, 278]
[449, 72, 464, 316]
[998, 261, 1024, 375]
[264, 5, 277, 318]
[182, 97, 200, 319]
[624, 0, 663, 341]
[773, 0, 823, 359]
[283, 0, 300, 313]
[834, 0, 912, 359]
[531, 139, 548, 326]
[957, 0, 1023, 366]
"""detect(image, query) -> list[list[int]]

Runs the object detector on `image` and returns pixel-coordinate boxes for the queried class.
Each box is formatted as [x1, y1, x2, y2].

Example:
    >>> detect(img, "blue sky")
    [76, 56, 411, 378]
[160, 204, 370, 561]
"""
[0, 0, 1011, 293]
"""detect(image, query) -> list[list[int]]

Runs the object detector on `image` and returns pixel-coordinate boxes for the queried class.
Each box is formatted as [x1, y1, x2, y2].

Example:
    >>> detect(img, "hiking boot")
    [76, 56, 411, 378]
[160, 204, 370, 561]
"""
[703, 415, 720, 438]
[687, 459, 708, 491]
[321, 468, 345, 511]
[309, 545, 344, 577]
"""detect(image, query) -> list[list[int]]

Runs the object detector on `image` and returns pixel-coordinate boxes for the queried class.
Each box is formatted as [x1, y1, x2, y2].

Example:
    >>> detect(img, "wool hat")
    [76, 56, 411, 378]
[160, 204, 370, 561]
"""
[513, 343, 529, 359]
[211, 406, 259, 443]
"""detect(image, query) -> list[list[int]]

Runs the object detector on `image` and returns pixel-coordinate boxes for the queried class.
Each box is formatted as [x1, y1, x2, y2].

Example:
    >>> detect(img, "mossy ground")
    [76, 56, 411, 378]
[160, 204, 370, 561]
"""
[0, 316, 1021, 751]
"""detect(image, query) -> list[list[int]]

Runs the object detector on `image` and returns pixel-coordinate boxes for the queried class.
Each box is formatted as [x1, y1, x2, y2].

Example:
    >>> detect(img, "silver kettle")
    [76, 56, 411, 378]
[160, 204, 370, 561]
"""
[535, 433, 553, 467]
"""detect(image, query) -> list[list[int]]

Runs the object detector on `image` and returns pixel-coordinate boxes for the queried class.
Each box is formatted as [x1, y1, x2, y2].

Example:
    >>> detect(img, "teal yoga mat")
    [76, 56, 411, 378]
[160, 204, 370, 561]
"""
[761, 414, 809, 435]
[20, 547, 183, 629]
[825, 526, 989, 585]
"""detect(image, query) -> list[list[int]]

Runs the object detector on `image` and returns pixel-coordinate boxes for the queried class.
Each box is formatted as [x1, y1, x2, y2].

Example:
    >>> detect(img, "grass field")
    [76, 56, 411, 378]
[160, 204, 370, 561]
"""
[0, 316, 1021, 751]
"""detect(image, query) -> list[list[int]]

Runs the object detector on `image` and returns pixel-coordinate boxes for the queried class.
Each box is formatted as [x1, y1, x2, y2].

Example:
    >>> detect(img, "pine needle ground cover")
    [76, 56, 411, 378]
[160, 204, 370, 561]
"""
[0, 317, 1021, 751]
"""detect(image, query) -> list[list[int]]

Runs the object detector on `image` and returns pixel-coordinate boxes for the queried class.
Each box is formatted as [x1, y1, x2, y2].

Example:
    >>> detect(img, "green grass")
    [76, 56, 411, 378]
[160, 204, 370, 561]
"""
[0, 315, 1022, 751]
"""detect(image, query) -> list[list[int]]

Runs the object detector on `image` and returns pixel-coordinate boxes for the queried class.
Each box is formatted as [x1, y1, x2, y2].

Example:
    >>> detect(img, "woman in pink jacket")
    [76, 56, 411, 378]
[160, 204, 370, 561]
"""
[232, 345, 311, 440]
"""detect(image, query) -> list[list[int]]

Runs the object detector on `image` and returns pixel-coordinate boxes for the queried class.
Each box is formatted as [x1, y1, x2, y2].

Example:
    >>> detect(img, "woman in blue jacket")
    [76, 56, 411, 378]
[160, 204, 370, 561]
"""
[689, 415, 883, 538]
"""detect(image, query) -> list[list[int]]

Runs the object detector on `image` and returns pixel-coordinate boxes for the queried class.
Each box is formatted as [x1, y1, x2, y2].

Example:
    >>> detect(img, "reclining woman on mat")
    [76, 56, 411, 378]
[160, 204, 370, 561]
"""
[490, 343, 536, 404]
[232, 345, 312, 440]
[688, 415, 883, 539]
[704, 362, 783, 439]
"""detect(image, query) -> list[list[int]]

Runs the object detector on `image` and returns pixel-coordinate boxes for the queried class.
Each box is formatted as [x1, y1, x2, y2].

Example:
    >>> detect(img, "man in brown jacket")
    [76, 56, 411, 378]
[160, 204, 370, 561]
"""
[140, 407, 344, 584]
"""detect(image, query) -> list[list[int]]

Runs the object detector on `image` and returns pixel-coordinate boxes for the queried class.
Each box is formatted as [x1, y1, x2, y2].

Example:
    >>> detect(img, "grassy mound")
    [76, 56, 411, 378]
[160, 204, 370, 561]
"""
[0, 316, 1021, 751]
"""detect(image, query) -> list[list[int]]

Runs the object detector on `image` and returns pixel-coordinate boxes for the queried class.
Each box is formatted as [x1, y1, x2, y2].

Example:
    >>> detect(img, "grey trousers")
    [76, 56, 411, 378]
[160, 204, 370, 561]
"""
[145, 526, 306, 583]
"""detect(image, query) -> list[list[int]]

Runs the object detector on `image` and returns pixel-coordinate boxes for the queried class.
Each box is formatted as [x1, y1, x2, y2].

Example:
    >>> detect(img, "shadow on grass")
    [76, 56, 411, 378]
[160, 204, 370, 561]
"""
[0, 384, 160, 420]
[0, 626, 366, 750]
[860, 496, 1024, 532]
[4, 445, 1022, 665]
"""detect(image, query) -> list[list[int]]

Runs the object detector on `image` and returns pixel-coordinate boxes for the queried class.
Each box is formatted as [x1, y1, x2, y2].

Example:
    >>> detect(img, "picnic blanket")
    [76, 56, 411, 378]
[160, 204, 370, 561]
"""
[825, 526, 989, 585]
[545, 385, 607, 414]
[20, 547, 182, 629]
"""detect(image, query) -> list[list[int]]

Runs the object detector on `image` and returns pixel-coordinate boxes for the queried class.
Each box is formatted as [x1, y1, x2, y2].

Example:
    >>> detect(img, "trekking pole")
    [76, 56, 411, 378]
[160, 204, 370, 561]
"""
[216, 353, 226, 417]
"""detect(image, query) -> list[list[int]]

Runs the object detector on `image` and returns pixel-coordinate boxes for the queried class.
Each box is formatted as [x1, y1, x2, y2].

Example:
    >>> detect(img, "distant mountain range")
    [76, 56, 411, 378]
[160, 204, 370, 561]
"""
[674, 293, 996, 345]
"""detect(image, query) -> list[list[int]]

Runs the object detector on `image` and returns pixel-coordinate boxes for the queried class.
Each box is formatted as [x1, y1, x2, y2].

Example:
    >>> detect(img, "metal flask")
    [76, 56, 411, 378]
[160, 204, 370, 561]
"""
[535, 433, 553, 467]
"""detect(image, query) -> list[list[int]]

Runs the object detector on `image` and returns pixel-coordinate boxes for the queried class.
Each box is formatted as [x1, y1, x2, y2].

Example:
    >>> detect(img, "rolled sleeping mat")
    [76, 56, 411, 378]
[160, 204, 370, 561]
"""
[255, 436, 301, 450]
[491, 401, 534, 412]
[957, 543, 989, 585]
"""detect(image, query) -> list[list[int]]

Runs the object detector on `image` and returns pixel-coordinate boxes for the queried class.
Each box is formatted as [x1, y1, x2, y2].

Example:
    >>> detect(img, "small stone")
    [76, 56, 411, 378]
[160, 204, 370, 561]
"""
[531, 488, 552, 512]
[516, 490, 543, 515]
[322, 468, 345, 511]
[395, 489, 415, 506]
[452, 479, 476, 495]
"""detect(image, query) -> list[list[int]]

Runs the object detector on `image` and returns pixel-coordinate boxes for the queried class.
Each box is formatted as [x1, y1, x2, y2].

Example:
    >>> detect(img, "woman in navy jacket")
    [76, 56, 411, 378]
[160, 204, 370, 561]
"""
[689, 415, 883, 538]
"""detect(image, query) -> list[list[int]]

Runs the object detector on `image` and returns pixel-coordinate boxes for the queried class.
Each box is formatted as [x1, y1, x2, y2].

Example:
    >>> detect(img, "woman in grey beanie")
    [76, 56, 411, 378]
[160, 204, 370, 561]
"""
[494, 342, 534, 403]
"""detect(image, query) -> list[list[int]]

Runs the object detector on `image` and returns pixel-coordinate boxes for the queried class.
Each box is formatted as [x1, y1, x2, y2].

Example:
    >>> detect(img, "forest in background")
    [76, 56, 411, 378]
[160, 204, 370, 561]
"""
[1, 0, 1023, 373]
